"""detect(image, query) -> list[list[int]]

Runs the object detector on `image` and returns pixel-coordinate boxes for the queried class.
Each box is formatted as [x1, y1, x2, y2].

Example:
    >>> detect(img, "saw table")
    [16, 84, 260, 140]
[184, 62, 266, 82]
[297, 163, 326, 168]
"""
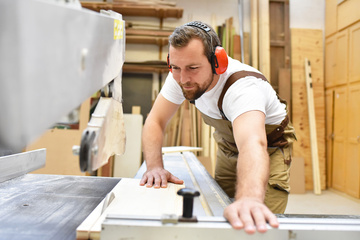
[75, 151, 360, 240]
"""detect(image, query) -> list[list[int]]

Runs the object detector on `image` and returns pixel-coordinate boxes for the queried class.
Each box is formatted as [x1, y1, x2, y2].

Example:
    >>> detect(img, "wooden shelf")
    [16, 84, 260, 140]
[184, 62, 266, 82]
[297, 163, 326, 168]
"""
[81, 2, 183, 19]
[123, 61, 168, 74]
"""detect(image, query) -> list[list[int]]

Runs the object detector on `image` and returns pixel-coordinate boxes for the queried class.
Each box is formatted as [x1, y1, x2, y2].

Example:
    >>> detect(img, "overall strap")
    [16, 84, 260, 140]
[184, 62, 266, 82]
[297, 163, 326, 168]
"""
[217, 71, 268, 120]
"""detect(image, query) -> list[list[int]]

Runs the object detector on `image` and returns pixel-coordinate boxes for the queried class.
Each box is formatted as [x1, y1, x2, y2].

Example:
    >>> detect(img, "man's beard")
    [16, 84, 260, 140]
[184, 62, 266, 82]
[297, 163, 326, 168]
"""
[180, 75, 214, 101]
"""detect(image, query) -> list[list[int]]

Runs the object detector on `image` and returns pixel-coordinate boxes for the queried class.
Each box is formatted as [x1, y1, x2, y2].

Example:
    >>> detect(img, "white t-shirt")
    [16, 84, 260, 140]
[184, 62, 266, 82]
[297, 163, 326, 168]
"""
[160, 57, 287, 125]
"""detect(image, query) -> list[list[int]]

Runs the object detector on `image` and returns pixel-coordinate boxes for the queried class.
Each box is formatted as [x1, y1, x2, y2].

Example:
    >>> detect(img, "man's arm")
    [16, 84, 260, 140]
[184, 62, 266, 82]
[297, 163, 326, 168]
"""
[140, 93, 184, 188]
[223, 110, 279, 234]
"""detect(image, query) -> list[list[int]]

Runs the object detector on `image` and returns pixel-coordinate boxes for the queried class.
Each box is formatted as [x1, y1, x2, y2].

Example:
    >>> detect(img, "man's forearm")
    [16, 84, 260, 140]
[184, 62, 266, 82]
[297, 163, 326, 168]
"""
[142, 119, 165, 169]
[235, 144, 269, 201]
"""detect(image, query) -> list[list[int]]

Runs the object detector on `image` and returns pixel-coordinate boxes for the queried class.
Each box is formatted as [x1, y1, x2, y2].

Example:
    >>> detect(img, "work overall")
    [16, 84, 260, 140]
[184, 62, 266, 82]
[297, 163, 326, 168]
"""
[199, 71, 296, 214]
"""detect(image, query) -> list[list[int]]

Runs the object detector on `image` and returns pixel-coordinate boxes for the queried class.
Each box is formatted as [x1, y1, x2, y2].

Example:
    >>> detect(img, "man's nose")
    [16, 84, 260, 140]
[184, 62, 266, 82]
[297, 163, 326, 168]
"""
[180, 70, 190, 84]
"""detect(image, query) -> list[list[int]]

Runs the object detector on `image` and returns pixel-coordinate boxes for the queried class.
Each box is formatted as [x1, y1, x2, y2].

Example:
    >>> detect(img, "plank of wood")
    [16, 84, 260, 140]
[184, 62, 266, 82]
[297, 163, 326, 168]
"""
[126, 28, 173, 37]
[291, 28, 325, 191]
[258, 0, 270, 80]
[132, 105, 141, 114]
[251, 0, 258, 69]
[190, 104, 198, 147]
[113, 114, 143, 178]
[162, 146, 203, 154]
[243, 32, 250, 65]
[86, 97, 126, 171]
[278, 68, 291, 116]
[290, 157, 306, 194]
[77, 178, 184, 240]
[233, 35, 241, 61]
[305, 58, 321, 195]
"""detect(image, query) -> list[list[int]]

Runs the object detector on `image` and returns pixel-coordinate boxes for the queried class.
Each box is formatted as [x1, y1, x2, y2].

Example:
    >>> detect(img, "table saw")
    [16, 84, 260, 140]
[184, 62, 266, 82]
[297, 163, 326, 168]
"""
[1, 1, 360, 240]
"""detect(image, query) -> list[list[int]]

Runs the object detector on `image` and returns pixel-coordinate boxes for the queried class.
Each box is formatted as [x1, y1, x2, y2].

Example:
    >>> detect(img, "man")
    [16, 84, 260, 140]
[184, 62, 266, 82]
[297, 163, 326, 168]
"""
[140, 21, 296, 234]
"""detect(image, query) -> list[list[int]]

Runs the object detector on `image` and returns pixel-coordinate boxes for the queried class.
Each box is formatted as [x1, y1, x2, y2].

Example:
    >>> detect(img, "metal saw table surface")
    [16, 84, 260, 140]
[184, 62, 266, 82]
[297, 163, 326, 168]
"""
[0, 174, 120, 240]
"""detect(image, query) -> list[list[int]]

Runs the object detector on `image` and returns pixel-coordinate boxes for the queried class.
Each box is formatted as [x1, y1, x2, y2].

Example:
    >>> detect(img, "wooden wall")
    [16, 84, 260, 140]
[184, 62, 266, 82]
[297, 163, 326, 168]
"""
[291, 29, 326, 190]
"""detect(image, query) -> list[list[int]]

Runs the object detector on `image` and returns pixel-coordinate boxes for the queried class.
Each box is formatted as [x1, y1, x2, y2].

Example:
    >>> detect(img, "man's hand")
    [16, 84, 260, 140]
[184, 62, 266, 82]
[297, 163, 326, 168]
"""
[223, 198, 279, 234]
[140, 167, 184, 188]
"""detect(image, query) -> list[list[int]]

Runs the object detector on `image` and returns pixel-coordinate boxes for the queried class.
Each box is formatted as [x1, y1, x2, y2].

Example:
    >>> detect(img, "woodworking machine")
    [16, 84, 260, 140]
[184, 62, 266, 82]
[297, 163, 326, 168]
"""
[1, 1, 360, 240]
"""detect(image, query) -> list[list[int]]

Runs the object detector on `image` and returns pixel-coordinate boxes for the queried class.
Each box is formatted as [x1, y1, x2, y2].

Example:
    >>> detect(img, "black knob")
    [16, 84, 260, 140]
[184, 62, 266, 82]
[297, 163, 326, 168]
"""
[177, 188, 200, 218]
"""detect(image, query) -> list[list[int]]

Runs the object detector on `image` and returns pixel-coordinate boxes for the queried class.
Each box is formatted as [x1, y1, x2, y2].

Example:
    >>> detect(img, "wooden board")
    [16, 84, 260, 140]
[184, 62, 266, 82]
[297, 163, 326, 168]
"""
[162, 146, 203, 154]
[76, 178, 184, 240]
[291, 28, 326, 190]
[113, 114, 143, 178]
[258, 0, 270, 80]
[250, 0, 258, 69]
[305, 58, 322, 195]
[290, 157, 306, 194]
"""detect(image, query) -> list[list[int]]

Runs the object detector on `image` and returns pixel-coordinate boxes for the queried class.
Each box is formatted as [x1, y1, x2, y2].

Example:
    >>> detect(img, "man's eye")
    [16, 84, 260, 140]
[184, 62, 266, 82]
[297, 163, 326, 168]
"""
[190, 67, 198, 70]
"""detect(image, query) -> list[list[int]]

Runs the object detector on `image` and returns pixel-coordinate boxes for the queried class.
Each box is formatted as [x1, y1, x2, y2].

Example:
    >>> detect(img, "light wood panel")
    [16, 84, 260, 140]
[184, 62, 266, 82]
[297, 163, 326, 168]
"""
[291, 28, 326, 190]
[77, 178, 184, 240]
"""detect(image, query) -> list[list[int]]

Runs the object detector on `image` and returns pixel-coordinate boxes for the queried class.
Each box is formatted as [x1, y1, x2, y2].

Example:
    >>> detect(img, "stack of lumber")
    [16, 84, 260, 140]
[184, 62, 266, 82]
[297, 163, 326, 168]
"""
[80, 0, 183, 19]
[215, 17, 250, 65]
[163, 101, 217, 176]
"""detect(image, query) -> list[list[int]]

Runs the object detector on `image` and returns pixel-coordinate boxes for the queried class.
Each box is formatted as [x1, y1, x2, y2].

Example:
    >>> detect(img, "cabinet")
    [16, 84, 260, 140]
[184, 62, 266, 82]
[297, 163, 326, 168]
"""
[331, 87, 347, 191]
[346, 83, 360, 198]
[325, 29, 348, 88]
[325, 1, 360, 198]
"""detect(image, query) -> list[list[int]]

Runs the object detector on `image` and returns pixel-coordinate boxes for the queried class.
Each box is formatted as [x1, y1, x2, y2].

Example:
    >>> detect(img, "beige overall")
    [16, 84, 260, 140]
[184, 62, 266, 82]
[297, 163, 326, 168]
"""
[198, 71, 296, 213]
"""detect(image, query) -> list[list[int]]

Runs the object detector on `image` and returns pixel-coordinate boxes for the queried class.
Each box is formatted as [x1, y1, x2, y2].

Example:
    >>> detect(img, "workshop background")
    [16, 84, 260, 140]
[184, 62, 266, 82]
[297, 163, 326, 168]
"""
[25, 0, 360, 208]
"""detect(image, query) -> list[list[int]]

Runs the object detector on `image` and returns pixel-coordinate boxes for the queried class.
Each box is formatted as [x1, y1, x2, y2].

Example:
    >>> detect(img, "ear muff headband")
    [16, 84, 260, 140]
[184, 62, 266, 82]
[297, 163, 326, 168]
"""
[184, 21, 228, 75]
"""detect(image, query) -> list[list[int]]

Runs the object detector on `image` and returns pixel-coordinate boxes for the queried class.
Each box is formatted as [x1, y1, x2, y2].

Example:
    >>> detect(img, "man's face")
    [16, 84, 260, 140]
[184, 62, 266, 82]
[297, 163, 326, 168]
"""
[168, 39, 216, 101]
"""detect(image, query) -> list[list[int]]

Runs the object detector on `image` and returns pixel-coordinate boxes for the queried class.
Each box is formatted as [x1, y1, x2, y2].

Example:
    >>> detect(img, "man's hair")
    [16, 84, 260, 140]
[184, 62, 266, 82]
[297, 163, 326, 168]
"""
[168, 21, 222, 64]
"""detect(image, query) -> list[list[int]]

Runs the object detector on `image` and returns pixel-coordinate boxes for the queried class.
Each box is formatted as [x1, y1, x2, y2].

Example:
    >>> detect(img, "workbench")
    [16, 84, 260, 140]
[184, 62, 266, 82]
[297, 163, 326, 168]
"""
[0, 174, 120, 240]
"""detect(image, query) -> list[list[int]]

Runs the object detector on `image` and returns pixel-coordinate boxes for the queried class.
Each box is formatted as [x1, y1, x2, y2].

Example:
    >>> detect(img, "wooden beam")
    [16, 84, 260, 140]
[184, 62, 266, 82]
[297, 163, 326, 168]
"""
[250, 0, 258, 69]
[258, 0, 270, 80]
[305, 58, 321, 195]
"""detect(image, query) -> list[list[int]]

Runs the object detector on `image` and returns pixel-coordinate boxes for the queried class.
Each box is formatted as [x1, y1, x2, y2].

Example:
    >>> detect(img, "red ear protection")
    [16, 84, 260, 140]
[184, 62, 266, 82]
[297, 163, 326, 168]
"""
[211, 46, 228, 75]
[168, 21, 229, 75]
[167, 53, 172, 73]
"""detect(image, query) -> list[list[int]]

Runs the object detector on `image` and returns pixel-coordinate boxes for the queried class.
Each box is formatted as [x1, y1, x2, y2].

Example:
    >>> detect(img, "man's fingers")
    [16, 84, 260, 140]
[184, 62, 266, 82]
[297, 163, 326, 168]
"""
[169, 175, 184, 185]
[264, 208, 279, 228]
[239, 210, 256, 234]
[160, 174, 168, 188]
[140, 169, 183, 189]
[145, 175, 154, 187]
[251, 207, 268, 233]
[139, 176, 147, 186]
[223, 206, 243, 230]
